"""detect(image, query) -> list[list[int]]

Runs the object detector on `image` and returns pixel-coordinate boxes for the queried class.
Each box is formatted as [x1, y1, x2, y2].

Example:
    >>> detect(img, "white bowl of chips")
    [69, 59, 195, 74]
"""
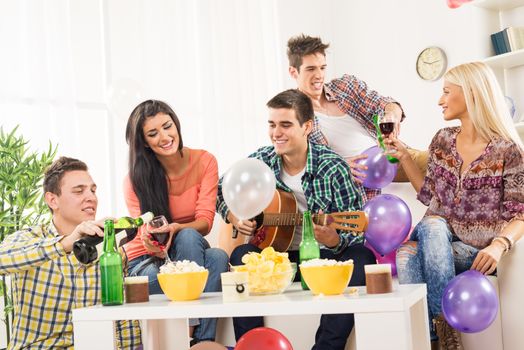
[233, 247, 296, 295]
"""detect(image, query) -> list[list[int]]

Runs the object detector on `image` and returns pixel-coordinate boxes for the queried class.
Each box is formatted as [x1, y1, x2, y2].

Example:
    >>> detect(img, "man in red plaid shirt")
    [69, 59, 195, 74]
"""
[287, 34, 426, 200]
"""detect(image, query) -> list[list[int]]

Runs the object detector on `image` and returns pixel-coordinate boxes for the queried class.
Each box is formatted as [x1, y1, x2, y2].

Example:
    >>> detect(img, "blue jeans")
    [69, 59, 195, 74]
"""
[128, 228, 229, 341]
[230, 243, 376, 350]
[396, 216, 479, 340]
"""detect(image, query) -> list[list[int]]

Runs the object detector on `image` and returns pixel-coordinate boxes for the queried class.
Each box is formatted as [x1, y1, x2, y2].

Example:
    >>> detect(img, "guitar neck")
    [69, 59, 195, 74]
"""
[262, 213, 328, 227]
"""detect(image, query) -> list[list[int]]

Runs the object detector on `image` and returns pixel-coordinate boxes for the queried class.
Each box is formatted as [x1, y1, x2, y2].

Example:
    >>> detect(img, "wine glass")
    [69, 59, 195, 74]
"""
[146, 215, 172, 263]
[378, 111, 396, 154]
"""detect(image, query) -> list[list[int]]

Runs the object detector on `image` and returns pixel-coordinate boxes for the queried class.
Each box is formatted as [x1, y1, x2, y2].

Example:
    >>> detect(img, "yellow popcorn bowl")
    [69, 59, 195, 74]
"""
[157, 270, 209, 301]
[300, 264, 354, 295]
[233, 262, 296, 295]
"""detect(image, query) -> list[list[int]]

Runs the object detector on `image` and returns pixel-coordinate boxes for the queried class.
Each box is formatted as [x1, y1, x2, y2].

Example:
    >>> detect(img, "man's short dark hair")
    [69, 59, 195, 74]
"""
[287, 34, 329, 70]
[44, 156, 88, 195]
[266, 89, 314, 125]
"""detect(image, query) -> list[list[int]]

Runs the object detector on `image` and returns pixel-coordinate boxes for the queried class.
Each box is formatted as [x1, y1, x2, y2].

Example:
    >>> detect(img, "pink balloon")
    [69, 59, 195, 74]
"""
[235, 327, 293, 350]
[446, 0, 472, 9]
[364, 241, 397, 276]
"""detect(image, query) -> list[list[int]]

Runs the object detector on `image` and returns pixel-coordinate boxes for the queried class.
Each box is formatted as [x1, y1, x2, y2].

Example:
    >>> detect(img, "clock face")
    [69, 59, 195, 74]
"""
[416, 47, 447, 81]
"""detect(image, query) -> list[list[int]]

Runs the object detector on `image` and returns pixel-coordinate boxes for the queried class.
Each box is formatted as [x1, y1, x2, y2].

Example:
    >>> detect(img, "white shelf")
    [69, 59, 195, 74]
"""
[483, 49, 524, 68]
[472, 0, 524, 10]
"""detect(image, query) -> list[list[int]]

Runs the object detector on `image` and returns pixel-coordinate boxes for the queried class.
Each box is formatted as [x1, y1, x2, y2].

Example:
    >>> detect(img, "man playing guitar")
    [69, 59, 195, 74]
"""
[216, 89, 376, 350]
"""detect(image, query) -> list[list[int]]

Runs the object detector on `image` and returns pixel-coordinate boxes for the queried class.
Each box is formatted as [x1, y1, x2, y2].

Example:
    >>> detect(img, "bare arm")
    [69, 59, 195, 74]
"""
[386, 137, 425, 192]
[472, 219, 524, 275]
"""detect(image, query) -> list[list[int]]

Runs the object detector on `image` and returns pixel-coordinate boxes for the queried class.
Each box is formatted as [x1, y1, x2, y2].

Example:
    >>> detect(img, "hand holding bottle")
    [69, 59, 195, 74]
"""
[61, 219, 106, 252]
[73, 212, 153, 264]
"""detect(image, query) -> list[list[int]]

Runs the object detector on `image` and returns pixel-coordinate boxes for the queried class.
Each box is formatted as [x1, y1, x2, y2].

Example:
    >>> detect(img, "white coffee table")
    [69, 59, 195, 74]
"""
[72, 283, 430, 350]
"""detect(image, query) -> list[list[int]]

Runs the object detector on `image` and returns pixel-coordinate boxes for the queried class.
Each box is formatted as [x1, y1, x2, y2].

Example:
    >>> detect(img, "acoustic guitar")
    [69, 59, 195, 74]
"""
[228, 190, 368, 252]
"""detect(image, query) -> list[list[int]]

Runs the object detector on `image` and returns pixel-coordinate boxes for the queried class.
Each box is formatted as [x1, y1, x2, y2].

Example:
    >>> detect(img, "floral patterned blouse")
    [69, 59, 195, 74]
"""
[418, 127, 524, 249]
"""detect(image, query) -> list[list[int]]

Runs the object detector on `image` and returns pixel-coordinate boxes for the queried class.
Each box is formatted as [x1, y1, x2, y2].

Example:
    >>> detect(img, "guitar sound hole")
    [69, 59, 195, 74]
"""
[254, 213, 264, 230]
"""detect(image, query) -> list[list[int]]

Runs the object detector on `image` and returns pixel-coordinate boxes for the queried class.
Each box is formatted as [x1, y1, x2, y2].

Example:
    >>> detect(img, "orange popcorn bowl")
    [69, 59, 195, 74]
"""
[300, 264, 354, 295]
[157, 270, 209, 301]
[233, 262, 296, 295]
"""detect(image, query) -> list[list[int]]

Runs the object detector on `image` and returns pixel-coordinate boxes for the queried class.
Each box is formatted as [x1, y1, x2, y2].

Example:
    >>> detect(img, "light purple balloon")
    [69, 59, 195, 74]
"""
[442, 270, 499, 333]
[355, 146, 397, 189]
[363, 194, 412, 255]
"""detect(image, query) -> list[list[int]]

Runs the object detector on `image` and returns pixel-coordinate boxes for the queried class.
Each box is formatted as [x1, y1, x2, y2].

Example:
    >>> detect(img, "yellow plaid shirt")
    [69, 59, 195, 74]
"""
[0, 223, 141, 349]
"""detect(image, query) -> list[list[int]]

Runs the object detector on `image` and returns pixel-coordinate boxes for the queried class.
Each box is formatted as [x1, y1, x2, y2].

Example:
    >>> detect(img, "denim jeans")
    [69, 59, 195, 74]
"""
[229, 243, 376, 350]
[396, 216, 479, 340]
[128, 228, 229, 341]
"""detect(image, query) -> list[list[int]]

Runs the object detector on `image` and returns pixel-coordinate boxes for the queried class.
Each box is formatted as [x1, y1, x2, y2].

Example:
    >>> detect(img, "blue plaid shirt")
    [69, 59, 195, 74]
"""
[217, 143, 366, 254]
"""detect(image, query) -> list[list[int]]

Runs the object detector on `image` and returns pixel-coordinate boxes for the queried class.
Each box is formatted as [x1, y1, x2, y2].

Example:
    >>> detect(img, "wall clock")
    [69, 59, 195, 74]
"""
[416, 47, 447, 81]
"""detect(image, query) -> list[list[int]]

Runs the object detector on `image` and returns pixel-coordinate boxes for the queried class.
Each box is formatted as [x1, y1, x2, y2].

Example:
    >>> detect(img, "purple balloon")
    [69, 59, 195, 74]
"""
[364, 240, 397, 276]
[442, 270, 499, 333]
[355, 146, 397, 189]
[363, 194, 411, 255]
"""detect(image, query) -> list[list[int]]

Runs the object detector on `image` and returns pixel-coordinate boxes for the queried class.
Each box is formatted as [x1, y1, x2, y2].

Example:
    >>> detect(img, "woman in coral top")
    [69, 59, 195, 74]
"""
[387, 62, 524, 350]
[124, 99, 228, 344]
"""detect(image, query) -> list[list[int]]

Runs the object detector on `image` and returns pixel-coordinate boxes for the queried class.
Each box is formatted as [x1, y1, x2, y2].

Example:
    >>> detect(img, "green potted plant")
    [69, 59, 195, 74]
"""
[0, 126, 57, 347]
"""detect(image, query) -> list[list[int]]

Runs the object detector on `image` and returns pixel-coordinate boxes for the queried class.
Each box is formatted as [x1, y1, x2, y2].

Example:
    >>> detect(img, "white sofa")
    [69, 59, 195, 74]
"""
[461, 240, 524, 350]
[216, 241, 522, 350]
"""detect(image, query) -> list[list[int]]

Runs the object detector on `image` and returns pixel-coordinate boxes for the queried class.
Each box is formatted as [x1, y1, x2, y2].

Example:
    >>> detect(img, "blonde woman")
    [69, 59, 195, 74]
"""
[387, 62, 524, 350]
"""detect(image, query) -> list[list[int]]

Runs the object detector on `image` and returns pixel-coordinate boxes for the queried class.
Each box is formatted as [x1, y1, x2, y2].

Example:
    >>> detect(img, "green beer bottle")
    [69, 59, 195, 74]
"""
[115, 212, 154, 230]
[73, 212, 153, 265]
[100, 219, 124, 305]
[299, 211, 320, 290]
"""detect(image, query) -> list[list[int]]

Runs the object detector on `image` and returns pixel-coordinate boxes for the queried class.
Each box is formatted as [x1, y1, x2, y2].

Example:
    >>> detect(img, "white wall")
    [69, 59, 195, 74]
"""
[0, 0, 497, 241]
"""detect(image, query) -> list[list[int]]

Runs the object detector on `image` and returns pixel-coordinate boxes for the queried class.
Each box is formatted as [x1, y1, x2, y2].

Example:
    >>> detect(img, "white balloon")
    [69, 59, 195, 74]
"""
[222, 158, 277, 220]
[107, 78, 146, 121]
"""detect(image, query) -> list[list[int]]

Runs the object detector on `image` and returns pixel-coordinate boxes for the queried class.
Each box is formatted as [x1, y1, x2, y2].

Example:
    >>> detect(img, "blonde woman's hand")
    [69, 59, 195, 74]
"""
[384, 137, 410, 162]
[471, 241, 505, 275]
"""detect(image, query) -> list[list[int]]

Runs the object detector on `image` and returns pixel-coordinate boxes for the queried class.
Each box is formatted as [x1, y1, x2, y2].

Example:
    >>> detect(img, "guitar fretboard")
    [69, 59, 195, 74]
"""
[262, 213, 327, 227]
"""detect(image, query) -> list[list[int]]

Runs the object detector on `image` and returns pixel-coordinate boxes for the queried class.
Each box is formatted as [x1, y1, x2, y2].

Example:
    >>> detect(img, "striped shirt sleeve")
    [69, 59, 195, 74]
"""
[0, 227, 66, 274]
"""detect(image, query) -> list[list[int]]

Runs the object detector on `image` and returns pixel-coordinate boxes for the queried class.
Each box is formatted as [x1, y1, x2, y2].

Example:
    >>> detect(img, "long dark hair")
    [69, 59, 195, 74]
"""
[125, 100, 184, 222]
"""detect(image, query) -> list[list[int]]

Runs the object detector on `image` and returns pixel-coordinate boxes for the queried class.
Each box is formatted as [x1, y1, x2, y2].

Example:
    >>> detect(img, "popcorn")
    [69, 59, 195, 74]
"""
[234, 247, 294, 294]
[300, 258, 353, 267]
[159, 260, 206, 274]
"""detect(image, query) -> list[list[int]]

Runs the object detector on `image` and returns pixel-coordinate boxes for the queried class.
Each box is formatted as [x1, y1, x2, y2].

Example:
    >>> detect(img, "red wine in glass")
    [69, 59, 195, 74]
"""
[149, 231, 170, 245]
[379, 122, 395, 138]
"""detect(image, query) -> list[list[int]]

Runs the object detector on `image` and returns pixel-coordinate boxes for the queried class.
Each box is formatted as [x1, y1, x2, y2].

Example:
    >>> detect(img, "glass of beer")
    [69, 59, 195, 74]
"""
[124, 276, 150, 303]
[365, 264, 393, 294]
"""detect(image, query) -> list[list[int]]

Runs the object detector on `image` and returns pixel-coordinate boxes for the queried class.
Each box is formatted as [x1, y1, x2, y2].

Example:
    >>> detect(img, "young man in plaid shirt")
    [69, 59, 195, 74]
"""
[0, 157, 141, 349]
[287, 34, 427, 200]
[217, 89, 376, 350]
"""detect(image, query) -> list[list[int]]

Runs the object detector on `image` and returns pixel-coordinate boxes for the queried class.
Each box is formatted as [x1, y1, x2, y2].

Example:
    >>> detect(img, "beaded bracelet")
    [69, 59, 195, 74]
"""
[492, 236, 511, 253]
